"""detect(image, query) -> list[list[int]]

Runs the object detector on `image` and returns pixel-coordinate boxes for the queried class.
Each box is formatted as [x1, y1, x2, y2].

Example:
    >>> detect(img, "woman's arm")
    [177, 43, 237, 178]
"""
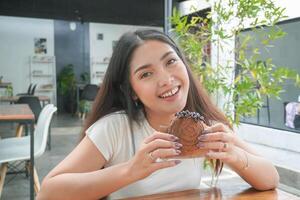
[222, 145, 279, 191]
[198, 123, 279, 191]
[37, 133, 181, 200]
[37, 136, 134, 200]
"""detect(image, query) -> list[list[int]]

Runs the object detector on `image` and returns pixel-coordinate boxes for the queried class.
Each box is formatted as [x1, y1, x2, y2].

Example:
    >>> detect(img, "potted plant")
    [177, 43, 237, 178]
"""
[57, 64, 77, 113]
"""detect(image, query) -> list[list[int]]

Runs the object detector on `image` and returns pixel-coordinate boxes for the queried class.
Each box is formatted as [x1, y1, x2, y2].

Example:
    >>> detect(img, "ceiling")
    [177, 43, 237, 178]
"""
[0, 0, 166, 26]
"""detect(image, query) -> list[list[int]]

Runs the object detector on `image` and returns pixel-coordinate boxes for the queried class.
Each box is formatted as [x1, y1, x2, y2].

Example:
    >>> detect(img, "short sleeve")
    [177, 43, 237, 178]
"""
[86, 113, 122, 162]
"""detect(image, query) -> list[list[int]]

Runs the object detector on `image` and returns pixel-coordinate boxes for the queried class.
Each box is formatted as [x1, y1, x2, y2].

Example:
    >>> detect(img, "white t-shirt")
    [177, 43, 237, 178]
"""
[86, 111, 204, 200]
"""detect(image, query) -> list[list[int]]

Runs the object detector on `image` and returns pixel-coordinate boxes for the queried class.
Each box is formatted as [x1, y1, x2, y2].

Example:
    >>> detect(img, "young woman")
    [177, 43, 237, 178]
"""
[37, 29, 279, 200]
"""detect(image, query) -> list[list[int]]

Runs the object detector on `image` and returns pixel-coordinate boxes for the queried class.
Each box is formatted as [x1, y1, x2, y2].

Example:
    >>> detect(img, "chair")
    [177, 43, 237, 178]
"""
[30, 84, 37, 95]
[16, 83, 33, 96]
[15, 96, 42, 137]
[79, 84, 99, 119]
[17, 96, 42, 123]
[0, 104, 57, 197]
[80, 84, 99, 101]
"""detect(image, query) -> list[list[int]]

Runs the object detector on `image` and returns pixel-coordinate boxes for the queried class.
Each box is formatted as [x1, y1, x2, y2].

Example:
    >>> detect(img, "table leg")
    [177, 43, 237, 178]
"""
[30, 122, 34, 200]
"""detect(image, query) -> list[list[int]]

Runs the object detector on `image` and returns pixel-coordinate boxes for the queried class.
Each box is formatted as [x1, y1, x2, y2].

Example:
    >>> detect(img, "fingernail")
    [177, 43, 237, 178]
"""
[202, 129, 210, 134]
[175, 150, 181, 154]
[174, 160, 181, 165]
[175, 142, 183, 149]
[170, 135, 179, 141]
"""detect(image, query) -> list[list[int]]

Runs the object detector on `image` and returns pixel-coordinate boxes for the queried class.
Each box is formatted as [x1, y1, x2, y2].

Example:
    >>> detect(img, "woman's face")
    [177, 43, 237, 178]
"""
[129, 40, 190, 119]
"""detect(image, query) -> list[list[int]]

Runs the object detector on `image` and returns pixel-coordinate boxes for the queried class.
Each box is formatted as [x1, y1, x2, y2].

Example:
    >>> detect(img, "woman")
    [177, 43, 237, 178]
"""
[37, 29, 279, 200]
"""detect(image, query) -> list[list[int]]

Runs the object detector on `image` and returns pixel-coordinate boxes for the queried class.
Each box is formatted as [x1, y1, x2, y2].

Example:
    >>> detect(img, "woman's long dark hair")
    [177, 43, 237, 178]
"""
[81, 29, 230, 175]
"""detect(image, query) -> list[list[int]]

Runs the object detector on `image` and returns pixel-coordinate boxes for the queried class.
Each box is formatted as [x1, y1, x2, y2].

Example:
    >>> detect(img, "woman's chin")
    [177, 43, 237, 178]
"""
[166, 102, 187, 115]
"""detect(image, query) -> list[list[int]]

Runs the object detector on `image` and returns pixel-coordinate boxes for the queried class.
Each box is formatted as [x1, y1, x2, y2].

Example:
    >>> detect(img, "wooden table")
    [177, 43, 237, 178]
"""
[0, 104, 35, 200]
[122, 187, 299, 200]
[0, 95, 50, 106]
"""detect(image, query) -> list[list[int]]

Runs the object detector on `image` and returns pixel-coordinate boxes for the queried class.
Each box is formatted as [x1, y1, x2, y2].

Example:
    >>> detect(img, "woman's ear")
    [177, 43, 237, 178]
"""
[130, 86, 138, 100]
[132, 93, 138, 101]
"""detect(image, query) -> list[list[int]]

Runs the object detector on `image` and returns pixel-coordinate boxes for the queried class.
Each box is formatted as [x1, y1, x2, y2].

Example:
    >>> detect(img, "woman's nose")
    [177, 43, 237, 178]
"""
[158, 71, 175, 87]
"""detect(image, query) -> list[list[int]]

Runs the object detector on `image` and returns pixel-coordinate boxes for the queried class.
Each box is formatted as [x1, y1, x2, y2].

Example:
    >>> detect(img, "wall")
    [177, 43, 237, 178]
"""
[237, 123, 300, 153]
[0, 16, 162, 104]
[0, 16, 54, 95]
[178, 0, 210, 16]
[55, 21, 90, 81]
[273, 0, 299, 21]
[89, 23, 162, 84]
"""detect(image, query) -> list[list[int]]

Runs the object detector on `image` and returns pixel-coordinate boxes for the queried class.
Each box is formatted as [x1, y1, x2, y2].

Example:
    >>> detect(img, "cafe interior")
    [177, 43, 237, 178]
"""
[0, 0, 299, 199]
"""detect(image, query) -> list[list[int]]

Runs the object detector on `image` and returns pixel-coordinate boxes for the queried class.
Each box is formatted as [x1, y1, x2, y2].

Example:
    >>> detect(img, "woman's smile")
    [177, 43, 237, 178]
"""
[158, 86, 181, 102]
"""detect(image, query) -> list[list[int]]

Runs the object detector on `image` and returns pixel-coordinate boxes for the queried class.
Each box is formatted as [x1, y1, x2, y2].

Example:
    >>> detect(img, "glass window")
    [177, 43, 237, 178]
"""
[238, 18, 300, 133]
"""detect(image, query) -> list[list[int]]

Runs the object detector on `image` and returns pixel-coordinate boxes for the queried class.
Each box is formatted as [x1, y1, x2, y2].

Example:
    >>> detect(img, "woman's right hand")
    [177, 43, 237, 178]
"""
[125, 131, 182, 181]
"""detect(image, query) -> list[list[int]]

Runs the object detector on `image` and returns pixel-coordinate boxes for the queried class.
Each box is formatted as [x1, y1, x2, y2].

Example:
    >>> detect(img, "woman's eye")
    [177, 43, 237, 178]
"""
[167, 58, 177, 66]
[140, 72, 152, 79]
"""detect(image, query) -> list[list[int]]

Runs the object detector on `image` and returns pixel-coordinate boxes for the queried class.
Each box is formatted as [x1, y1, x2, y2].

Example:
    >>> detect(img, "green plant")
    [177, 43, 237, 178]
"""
[171, 0, 300, 125]
[79, 100, 93, 114]
[57, 64, 76, 96]
[5, 85, 13, 96]
[57, 64, 77, 113]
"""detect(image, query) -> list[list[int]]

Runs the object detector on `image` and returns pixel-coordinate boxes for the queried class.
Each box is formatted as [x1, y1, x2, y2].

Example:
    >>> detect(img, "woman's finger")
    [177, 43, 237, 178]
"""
[143, 132, 178, 144]
[151, 160, 181, 171]
[205, 151, 233, 163]
[204, 123, 232, 134]
[143, 139, 182, 153]
[198, 131, 233, 143]
[151, 148, 181, 159]
[197, 141, 231, 151]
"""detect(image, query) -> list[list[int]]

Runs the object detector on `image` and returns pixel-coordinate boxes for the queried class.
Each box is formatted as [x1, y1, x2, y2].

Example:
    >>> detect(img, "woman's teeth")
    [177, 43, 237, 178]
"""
[160, 87, 179, 98]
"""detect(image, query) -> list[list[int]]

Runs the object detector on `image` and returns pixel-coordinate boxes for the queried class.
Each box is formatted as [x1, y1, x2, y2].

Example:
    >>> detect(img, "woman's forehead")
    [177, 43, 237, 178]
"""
[130, 40, 175, 67]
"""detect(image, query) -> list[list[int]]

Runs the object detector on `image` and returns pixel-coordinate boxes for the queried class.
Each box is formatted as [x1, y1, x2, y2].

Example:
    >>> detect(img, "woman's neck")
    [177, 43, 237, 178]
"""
[145, 111, 175, 132]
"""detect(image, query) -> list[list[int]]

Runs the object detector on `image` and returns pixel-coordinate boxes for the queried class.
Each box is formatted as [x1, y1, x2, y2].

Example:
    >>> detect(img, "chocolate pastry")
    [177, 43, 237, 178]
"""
[168, 110, 207, 158]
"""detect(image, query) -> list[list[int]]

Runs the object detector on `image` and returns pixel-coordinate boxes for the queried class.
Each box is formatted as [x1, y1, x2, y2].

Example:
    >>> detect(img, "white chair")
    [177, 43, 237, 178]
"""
[0, 104, 57, 197]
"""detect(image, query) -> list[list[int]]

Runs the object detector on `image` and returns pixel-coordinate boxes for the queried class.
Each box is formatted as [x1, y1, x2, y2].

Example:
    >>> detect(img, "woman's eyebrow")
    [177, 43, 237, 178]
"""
[134, 64, 150, 74]
[160, 51, 174, 61]
[134, 51, 174, 74]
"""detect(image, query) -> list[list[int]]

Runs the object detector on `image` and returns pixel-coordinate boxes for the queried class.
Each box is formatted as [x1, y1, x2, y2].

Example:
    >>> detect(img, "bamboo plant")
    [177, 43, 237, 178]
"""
[171, 0, 300, 125]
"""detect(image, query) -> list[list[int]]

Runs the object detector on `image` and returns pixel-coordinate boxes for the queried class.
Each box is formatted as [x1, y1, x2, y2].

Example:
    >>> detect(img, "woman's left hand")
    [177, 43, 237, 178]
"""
[197, 123, 242, 164]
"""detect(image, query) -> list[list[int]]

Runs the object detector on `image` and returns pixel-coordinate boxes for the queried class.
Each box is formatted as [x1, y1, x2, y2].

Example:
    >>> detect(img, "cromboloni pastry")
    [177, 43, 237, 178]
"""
[168, 110, 208, 158]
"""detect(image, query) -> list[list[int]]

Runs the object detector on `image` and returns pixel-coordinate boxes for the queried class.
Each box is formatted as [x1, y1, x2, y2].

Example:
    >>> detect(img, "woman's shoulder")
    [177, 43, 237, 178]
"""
[101, 110, 128, 121]
[85, 111, 133, 163]
[88, 110, 129, 130]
